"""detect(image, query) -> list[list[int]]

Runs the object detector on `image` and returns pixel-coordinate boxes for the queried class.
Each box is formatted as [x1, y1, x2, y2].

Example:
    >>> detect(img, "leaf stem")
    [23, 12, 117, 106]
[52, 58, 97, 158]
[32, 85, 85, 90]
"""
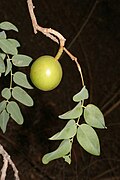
[10, 69, 13, 90]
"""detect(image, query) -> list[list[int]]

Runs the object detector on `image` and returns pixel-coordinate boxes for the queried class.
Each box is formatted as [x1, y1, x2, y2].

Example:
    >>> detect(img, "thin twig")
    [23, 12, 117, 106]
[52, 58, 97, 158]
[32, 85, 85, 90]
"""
[1, 157, 8, 180]
[64, 47, 85, 86]
[92, 166, 119, 180]
[0, 145, 20, 180]
[104, 100, 120, 117]
[101, 87, 120, 111]
[67, 0, 99, 49]
[27, 0, 65, 46]
[27, 0, 85, 86]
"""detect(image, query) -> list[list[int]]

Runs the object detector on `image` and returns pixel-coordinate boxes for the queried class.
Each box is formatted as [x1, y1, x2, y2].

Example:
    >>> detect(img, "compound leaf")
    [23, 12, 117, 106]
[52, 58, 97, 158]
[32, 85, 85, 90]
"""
[13, 72, 33, 89]
[12, 54, 32, 67]
[49, 120, 77, 140]
[0, 109, 9, 133]
[0, 21, 18, 32]
[12, 86, 33, 106]
[77, 124, 100, 156]
[73, 86, 89, 102]
[59, 102, 83, 119]
[42, 139, 72, 164]
[7, 101, 23, 124]
[1, 88, 11, 100]
[84, 104, 106, 129]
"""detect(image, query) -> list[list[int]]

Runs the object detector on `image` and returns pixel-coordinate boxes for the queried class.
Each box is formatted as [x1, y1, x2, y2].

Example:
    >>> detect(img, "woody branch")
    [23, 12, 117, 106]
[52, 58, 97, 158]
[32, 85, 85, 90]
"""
[0, 145, 20, 180]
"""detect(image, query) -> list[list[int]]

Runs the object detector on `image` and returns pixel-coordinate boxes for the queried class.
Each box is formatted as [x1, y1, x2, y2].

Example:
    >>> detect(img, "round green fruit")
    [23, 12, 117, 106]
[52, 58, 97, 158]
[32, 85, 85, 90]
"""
[30, 55, 63, 91]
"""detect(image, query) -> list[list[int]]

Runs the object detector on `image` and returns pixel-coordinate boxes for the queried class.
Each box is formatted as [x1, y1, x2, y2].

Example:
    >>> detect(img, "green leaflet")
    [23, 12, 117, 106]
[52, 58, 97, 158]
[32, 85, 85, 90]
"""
[0, 109, 9, 133]
[5, 59, 12, 76]
[0, 57, 5, 73]
[42, 139, 72, 164]
[12, 54, 33, 67]
[1, 88, 11, 100]
[77, 124, 100, 156]
[49, 120, 77, 140]
[0, 39, 18, 55]
[84, 104, 106, 129]
[0, 31, 7, 39]
[7, 101, 23, 125]
[0, 100, 6, 113]
[63, 154, 71, 164]
[59, 102, 83, 119]
[73, 86, 89, 102]
[0, 52, 6, 60]
[13, 72, 33, 89]
[8, 39, 20, 48]
[12, 86, 34, 106]
[0, 21, 18, 32]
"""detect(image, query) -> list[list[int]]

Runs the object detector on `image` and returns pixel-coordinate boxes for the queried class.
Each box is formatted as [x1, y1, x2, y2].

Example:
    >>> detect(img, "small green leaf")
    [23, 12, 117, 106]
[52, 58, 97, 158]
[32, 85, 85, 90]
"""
[77, 124, 100, 156]
[0, 110, 9, 133]
[5, 59, 12, 76]
[42, 139, 72, 164]
[0, 39, 18, 55]
[13, 72, 33, 89]
[63, 154, 71, 164]
[84, 104, 106, 129]
[0, 22, 18, 32]
[0, 31, 7, 39]
[1, 88, 11, 100]
[59, 102, 83, 120]
[49, 120, 77, 140]
[8, 39, 20, 48]
[73, 86, 89, 102]
[12, 86, 34, 106]
[12, 54, 32, 67]
[0, 57, 5, 73]
[0, 52, 6, 60]
[7, 101, 23, 124]
[0, 100, 6, 113]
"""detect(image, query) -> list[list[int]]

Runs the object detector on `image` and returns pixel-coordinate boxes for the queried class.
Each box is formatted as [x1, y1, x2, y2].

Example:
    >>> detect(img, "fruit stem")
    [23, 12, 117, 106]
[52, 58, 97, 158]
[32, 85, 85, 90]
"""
[54, 46, 64, 61]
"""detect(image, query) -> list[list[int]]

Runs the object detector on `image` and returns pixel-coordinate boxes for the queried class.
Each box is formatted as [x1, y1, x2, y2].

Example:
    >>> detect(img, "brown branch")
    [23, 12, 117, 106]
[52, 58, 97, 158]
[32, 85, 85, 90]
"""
[27, 0, 85, 86]
[0, 145, 20, 180]
[64, 47, 84, 86]
[27, 0, 65, 45]
[1, 156, 8, 180]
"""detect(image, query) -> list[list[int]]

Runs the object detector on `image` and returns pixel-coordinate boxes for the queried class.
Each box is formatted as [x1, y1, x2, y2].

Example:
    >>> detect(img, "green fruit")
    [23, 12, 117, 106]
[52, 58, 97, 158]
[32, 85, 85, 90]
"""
[30, 55, 63, 91]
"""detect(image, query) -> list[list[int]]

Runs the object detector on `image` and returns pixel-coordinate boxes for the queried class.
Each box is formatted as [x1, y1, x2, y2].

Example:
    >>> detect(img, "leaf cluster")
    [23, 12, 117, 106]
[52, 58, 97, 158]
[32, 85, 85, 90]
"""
[0, 22, 106, 165]
[42, 86, 106, 164]
[0, 21, 34, 132]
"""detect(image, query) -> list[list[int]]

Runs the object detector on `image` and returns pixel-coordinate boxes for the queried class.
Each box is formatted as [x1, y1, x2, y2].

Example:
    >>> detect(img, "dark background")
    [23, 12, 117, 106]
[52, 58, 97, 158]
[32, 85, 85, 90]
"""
[0, 0, 120, 179]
